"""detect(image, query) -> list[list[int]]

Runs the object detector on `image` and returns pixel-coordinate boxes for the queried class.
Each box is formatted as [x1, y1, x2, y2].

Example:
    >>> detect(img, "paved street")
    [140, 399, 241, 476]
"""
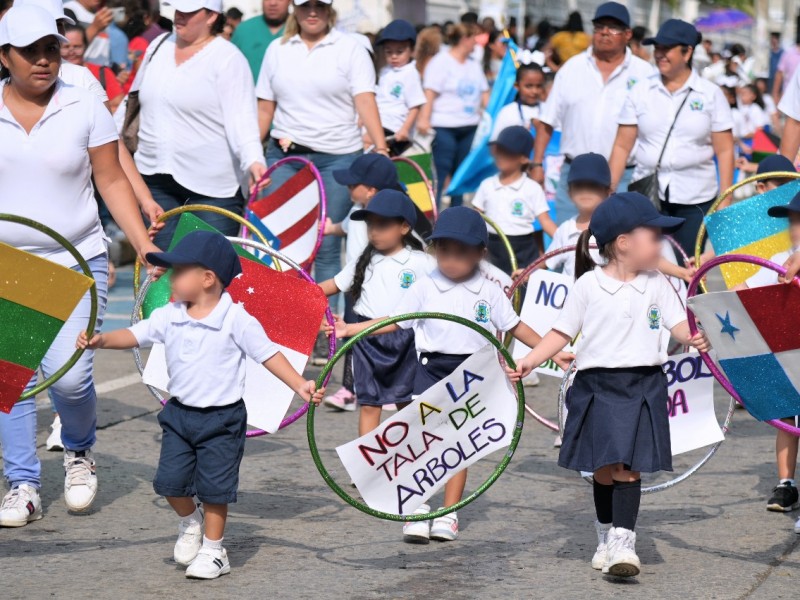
[1, 266, 799, 599]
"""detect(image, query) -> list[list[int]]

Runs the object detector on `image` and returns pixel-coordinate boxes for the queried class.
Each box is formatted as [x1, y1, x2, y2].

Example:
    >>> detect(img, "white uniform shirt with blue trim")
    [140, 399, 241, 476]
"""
[128, 293, 279, 408]
[376, 61, 426, 133]
[472, 173, 549, 236]
[553, 267, 686, 369]
[334, 247, 435, 318]
[393, 269, 521, 353]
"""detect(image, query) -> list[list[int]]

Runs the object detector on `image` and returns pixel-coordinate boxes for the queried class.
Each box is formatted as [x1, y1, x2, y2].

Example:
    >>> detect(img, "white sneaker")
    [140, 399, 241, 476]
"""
[383, 404, 398, 412]
[430, 509, 459, 541]
[794, 516, 800, 534]
[402, 503, 431, 544]
[0, 484, 43, 527]
[185, 547, 230, 579]
[63, 449, 97, 512]
[174, 514, 204, 566]
[592, 521, 611, 569]
[553, 435, 563, 448]
[46, 415, 63, 452]
[604, 527, 641, 577]
[523, 372, 540, 387]
[322, 388, 356, 412]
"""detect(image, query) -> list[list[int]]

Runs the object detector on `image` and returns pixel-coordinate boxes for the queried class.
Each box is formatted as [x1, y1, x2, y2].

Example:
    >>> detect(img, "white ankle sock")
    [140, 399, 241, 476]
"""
[203, 536, 223, 551]
[180, 506, 202, 527]
[780, 479, 796, 487]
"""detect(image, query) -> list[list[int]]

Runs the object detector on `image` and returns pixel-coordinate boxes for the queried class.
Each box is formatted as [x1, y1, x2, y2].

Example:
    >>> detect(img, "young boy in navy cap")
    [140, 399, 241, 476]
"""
[77, 231, 323, 580]
[472, 125, 556, 275]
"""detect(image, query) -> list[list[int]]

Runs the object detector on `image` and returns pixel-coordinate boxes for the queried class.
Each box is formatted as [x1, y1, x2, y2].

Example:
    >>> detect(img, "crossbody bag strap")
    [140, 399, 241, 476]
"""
[655, 89, 692, 172]
[132, 32, 170, 93]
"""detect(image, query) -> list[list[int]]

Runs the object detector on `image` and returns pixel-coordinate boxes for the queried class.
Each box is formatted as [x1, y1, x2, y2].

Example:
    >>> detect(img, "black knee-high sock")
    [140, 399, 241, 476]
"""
[593, 478, 614, 524]
[612, 480, 642, 531]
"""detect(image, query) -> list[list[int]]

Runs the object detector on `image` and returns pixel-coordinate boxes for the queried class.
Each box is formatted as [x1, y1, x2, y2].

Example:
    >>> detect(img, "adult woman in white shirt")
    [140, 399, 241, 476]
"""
[133, 0, 266, 248]
[0, 6, 158, 524]
[256, 0, 386, 295]
[418, 23, 490, 207]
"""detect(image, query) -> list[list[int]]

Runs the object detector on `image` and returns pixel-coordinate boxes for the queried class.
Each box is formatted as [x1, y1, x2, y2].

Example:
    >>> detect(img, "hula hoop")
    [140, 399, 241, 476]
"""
[308, 313, 526, 522]
[480, 215, 521, 319]
[0, 214, 98, 401]
[693, 171, 800, 293]
[248, 156, 327, 267]
[687, 253, 800, 437]
[133, 204, 278, 302]
[131, 237, 336, 437]
[391, 155, 439, 222]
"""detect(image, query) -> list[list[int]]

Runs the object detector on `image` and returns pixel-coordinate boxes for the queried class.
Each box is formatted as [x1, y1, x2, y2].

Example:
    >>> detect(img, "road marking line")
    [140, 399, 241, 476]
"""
[96, 373, 142, 394]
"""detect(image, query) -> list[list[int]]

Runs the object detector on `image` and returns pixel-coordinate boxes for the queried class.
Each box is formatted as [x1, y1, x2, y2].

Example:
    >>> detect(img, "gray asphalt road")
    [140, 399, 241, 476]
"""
[1, 269, 798, 599]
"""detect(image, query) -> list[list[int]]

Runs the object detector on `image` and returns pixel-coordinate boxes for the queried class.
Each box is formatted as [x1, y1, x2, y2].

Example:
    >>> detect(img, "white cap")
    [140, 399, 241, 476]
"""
[162, 0, 223, 12]
[294, 0, 333, 4]
[0, 5, 69, 46]
[13, 0, 76, 25]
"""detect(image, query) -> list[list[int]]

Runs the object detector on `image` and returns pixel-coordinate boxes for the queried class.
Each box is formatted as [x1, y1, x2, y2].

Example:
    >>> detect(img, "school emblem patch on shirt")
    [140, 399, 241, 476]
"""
[626, 77, 637, 90]
[391, 83, 404, 98]
[399, 269, 416, 289]
[511, 200, 524, 217]
[690, 99, 704, 111]
[647, 304, 661, 330]
[474, 300, 491, 323]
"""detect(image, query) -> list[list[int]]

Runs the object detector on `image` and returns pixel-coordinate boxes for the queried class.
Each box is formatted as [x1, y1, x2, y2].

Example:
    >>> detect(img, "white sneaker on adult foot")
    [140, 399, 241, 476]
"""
[64, 449, 97, 512]
[323, 388, 356, 412]
[186, 548, 230, 579]
[46, 415, 63, 452]
[174, 512, 204, 566]
[430, 510, 459, 541]
[604, 527, 640, 577]
[0, 484, 42, 527]
[591, 521, 611, 570]
[523, 372, 540, 387]
[403, 503, 431, 544]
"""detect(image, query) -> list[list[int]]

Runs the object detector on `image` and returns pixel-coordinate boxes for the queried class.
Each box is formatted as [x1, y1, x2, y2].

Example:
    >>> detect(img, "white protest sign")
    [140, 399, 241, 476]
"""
[664, 351, 724, 455]
[480, 260, 514, 298]
[336, 345, 518, 515]
[511, 269, 575, 377]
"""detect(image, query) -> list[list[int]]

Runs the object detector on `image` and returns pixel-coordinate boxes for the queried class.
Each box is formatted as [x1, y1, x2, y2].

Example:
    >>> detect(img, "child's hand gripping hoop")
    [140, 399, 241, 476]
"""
[131, 237, 336, 437]
[688, 253, 800, 437]
[307, 313, 525, 522]
[0, 214, 98, 401]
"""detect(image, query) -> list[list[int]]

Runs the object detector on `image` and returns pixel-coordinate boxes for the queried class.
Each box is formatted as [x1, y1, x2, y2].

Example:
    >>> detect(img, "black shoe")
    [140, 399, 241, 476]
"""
[767, 482, 799, 512]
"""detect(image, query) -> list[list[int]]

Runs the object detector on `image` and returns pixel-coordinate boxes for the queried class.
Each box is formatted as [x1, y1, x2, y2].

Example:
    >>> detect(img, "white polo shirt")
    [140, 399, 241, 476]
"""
[733, 102, 768, 139]
[553, 267, 686, 369]
[334, 247, 434, 318]
[545, 218, 601, 277]
[746, 250, 792, 288]
[341, 206, 369, 264]
[129, 293, 279, 408]
[0, 80, 117, 266]
[60, 63, 108, 103]
[393, 268, 521, 353]
[619, 70, 733, 205]
[490, 101, 541, 141]
[423, 52, 489, 128]
[133, 34, 265, 198]
[471, 174, 549, 236]
[376, 61, 426, 133]
[779, 66, 800, 120]
[538, 48, 652, 159]
[256, 29, 376, 154]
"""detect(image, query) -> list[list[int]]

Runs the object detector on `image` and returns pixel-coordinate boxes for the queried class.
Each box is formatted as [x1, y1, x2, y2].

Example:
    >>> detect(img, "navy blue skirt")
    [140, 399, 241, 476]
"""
[558, 366, 673, 474]
[352, 315, 417, 406]
[413, 352, 472, 396]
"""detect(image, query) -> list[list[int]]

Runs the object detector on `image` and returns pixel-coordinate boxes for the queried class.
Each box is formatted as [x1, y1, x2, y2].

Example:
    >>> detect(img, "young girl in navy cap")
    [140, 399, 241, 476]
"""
[509, 192, 711, 577]
[337, 206, 572, 543]
[320, 190, 431, 445]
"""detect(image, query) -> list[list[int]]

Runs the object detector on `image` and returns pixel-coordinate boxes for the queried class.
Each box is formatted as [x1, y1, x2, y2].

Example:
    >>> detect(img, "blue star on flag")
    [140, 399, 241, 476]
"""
[716, 311, 740, 340]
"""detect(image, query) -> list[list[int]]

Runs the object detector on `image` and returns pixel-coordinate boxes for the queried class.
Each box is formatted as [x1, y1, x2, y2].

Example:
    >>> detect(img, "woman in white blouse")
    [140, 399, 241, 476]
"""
[132, 0, 266, 248]
[0, 6, 158, 525]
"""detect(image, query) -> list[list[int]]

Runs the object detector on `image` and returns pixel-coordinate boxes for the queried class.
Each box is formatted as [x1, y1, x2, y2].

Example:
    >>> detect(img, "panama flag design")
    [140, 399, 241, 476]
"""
[0, 242, 94, 412]
[687, 283, 800, 421]
[705, 181, 800, 288]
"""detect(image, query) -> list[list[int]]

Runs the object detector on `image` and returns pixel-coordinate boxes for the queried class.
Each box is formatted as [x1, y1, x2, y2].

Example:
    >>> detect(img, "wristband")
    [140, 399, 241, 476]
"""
[531, 162, 544, 168]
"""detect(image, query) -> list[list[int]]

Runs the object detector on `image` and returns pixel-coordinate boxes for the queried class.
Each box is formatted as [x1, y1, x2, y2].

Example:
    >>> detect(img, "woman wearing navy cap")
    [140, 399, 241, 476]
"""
[608, 18, 735, 260]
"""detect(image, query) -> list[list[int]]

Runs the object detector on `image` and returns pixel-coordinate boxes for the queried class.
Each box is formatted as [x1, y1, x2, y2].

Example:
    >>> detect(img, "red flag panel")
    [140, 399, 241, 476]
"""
[737, 283, 800, 353]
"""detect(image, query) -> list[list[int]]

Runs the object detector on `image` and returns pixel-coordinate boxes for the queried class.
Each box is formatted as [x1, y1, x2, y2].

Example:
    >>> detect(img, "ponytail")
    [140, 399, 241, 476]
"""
[574, 229, 596, 280]
[351, 225, 423, 304]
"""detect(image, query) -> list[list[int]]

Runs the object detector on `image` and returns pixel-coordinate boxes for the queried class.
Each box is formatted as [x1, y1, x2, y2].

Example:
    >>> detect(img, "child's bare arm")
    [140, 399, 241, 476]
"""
[262, 352, 324, 404]
[395, 106, 421, 141]
[318, 278, 341, 297]
[507, 330, 573, 380]
[76, 329, 139, 350]
[536, 211, 558, 238]
[670, 321, 711, 353]
[335, 316, 400, 339]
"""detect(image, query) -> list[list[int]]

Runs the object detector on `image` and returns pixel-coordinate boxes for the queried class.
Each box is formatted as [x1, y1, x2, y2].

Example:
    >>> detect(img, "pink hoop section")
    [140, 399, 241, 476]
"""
[247, 156, 328, 268]
[664, 234, 690, 266]
[391, 156, 439, 222]
[687, 254, 800, 437]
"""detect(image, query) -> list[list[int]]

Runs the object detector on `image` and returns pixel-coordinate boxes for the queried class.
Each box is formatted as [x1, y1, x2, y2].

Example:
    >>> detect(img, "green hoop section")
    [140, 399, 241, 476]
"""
[480, 214, 521, 315]
[0, 213, 98, 401]
[308, 312, 526, 522]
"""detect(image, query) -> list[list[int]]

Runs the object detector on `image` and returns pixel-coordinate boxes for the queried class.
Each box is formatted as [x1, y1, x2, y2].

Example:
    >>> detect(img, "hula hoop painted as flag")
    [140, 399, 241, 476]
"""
[248, 156, 326, 270]
[308, 313, 525, 522]
[0, 214, 97, 411]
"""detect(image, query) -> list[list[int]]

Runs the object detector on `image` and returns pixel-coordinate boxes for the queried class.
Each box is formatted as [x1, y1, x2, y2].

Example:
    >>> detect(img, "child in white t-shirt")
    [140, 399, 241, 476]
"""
[490, 62, 546, 141]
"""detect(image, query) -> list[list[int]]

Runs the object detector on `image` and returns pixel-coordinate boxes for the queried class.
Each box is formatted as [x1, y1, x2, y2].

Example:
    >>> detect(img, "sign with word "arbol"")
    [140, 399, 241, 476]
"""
[336, 345, 518, 515]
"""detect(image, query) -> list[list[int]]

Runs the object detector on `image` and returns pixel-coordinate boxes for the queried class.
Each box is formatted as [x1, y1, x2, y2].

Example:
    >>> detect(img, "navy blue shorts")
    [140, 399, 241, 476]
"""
[413, 352, 472, 396]
[353, 314, 417, 406]
[153, 398, 247, 504]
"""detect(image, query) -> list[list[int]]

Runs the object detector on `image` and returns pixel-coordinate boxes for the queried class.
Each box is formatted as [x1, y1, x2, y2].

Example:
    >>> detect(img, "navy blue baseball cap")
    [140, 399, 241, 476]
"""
[333, 154, 401, 190]
[757, 154, 797, 175]
[590, 192, 684, 247]
[592, 2, 630, 28]
[146, 231, 242, 287]
[567, 152, 611, 187]
[429, 206, 488, 247]
[350, 189, 418, 228]
[491, 126, 533, 157]
[376, 19, 416, 45]
[768, 191, 800, 217]
[643, 19, 700, 47]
